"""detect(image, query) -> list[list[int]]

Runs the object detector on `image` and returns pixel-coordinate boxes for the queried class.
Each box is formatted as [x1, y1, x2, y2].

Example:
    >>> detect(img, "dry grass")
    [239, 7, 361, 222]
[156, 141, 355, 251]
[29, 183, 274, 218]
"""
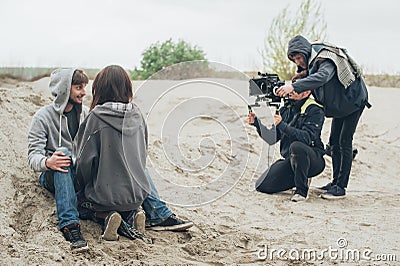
[246, 71, 400, 88]
[1, 68, 399, 88]
[0, 67, 99, 81]
[364, 74, 400, 88]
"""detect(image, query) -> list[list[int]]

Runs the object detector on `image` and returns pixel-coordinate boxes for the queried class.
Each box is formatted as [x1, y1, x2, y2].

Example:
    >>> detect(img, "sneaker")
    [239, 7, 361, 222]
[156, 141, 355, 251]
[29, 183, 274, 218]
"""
[62, 223, 89, 253]
[147, 214, 194, 232]
[321, 185, 346, 199]
[117, 220, 153, 244]
[291, 194, 307, 202]
[317, 182, 333, 191]
[134, 210, 146, 234]
[102, 211, 122, 241]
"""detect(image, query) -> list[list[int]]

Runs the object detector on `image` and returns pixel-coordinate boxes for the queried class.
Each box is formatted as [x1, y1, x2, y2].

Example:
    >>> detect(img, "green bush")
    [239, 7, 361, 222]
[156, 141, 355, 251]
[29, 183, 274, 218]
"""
[131, 39, 207, 80]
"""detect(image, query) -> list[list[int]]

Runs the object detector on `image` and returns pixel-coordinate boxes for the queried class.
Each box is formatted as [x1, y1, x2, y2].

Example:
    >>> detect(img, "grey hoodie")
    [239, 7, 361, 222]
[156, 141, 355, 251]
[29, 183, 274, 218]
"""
[75, 102, 150, 212]
[28, 68, 89, 173]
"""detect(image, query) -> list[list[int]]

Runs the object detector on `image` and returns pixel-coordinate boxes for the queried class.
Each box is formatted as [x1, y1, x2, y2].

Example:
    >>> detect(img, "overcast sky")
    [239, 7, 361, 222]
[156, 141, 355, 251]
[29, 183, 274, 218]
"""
[0, 0, 399, 73]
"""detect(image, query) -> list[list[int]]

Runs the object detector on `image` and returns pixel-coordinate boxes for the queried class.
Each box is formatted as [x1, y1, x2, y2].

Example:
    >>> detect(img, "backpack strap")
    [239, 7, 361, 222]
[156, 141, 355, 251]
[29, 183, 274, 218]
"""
[300, 97, 323, 114]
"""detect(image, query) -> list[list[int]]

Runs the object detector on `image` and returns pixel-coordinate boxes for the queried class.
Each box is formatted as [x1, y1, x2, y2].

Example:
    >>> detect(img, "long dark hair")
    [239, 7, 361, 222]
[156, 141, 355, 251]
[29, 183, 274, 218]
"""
[90, 65, 133, 111]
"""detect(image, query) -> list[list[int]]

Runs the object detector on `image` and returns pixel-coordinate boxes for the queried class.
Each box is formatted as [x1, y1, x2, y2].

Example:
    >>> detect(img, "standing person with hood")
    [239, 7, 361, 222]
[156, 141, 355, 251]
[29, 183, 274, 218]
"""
[28, 68, 89, 252]
[75, 65, 193, 241]
[276, 35, 371, 199]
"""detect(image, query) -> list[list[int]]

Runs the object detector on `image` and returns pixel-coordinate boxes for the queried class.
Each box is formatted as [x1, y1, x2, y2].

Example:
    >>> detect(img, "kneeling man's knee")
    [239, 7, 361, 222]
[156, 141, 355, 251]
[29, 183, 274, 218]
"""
[289, 141, 306, 155]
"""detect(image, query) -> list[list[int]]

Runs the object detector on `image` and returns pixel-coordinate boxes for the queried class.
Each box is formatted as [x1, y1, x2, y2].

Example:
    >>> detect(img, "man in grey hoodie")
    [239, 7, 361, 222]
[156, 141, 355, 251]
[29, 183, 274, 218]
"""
[28, 68, 89, 252]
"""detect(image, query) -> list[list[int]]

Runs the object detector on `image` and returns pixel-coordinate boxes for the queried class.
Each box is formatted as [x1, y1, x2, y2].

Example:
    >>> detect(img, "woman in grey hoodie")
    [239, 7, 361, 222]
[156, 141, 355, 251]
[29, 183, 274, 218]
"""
[75, 65, 151, 241]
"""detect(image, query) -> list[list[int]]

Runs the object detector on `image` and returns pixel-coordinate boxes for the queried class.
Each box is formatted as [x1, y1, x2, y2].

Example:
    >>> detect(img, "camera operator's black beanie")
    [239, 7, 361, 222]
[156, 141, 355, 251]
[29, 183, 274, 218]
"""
[287, 35, 312, 68]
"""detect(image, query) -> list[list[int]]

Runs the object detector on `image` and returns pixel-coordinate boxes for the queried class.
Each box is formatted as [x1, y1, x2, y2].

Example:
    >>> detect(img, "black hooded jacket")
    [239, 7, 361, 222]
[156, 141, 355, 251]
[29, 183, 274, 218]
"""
[287, 35, 369, 118]
[253, 98, 325, 159]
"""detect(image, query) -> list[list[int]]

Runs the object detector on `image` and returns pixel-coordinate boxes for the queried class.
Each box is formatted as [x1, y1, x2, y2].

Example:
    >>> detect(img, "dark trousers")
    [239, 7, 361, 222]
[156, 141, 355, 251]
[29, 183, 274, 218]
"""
[255, 141, 325, 197]
[329, 107, 364, 188]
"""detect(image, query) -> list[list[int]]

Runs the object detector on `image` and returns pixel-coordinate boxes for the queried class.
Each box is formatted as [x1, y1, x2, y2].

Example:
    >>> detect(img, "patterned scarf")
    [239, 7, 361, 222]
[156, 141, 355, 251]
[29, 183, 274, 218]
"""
[310, 41, 363, 89]
[102, 102, 134, 111]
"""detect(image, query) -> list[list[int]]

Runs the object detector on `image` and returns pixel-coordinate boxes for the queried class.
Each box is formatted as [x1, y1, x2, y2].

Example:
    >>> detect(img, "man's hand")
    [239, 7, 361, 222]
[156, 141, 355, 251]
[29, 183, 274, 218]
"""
[273, 113, 282, 126]
[276, 84, 294, 97]
[248, 112, 256, 125]
[45, 151, 71, 173]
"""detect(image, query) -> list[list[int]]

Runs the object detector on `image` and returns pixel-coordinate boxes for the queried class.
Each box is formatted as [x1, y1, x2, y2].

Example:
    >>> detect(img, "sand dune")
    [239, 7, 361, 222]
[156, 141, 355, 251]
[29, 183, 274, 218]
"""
[0, 77, 399, 265]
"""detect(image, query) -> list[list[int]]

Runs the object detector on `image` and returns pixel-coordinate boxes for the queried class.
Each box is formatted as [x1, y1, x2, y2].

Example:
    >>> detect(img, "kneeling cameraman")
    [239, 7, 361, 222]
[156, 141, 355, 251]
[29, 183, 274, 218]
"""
[248, 90, 325, 202]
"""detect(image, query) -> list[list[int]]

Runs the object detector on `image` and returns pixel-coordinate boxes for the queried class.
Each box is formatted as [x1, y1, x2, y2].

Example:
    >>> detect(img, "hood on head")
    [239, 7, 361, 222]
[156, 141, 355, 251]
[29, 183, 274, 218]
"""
[287, 35, 312, 65]
[49, 68, 76, 114]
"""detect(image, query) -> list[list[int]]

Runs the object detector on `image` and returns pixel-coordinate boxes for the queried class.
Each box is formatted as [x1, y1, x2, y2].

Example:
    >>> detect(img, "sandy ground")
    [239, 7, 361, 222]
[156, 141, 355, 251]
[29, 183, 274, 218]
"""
[0, 77, 399, 265]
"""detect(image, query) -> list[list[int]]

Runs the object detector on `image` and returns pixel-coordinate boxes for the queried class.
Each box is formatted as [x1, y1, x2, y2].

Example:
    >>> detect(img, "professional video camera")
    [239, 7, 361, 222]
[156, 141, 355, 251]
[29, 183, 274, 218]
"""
[248, 72, 286, 110]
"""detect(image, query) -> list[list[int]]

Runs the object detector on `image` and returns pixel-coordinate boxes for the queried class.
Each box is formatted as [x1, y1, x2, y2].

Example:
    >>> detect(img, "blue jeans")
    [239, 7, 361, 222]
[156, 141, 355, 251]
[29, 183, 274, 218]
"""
[39, 166, 80, 229]
[142, 169, 172, 225]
